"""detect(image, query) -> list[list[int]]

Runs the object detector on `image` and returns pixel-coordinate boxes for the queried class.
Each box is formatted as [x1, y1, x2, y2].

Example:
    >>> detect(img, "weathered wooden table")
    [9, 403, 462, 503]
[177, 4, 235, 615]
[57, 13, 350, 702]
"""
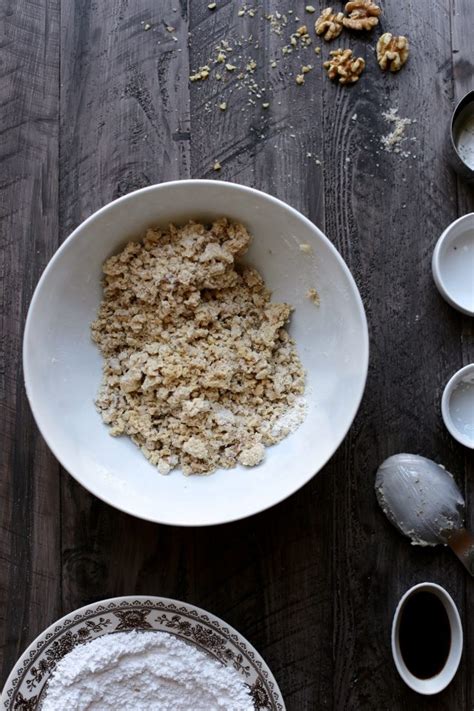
[1, 1, 473, 708]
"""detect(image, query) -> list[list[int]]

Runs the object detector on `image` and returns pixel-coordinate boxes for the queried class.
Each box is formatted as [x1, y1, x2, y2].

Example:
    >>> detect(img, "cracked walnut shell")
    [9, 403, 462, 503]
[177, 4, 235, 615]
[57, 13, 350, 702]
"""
[323, 49, 366, 84]
[377, 33, 409, 71]
[343, 1, 381, 30]
[315, 7, 344, 41]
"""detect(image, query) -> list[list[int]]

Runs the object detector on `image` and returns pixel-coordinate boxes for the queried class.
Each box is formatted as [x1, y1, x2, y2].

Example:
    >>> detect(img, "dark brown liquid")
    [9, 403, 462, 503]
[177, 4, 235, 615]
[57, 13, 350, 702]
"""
[398, 591, 451, 679]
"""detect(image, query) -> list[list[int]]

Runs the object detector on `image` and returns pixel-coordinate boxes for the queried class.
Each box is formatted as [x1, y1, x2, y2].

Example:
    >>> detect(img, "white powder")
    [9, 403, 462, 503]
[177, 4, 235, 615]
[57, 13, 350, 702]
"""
[41, 631, 253, 711]
[381, 107, 416, 157]
[270, 395, 308, 438]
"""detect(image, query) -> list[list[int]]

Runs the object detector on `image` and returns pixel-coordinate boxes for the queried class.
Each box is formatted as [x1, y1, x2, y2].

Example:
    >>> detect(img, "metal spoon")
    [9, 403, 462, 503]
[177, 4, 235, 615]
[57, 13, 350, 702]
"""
[375, 453, 474, 576]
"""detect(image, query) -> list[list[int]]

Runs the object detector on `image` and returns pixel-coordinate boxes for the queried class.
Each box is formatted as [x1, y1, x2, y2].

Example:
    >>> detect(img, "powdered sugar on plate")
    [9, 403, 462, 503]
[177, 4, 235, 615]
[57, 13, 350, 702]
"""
[41, 631, 253, 711]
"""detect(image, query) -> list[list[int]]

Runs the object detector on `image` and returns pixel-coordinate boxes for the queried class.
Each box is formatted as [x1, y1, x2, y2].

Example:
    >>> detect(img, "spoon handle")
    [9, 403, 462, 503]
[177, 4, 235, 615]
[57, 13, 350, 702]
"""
[448, 528, 474, 576]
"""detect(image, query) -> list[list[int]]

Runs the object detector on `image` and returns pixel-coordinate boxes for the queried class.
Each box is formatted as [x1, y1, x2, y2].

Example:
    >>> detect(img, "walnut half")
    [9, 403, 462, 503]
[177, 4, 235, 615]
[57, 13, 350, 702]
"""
[315, 7, 344, 41]
[343, 1, 381, 31]
[377, 33, 409, 72]
[323, 48, 366, 85]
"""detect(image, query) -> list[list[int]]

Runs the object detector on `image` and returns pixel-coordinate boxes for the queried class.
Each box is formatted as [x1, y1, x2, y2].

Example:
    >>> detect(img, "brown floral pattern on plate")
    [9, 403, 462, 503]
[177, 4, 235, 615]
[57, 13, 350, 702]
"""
[114, 609, 153, 631]
[2, 597, 284, 711]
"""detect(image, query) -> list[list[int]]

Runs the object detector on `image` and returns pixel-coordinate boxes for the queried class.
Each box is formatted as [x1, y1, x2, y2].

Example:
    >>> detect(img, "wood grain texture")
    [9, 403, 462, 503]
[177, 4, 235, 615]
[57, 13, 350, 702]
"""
[0, 1, 473, 709]
[58, 0, 191, 614]
[187, 5, 332, 709]
[320, 1, 467, 708]
[451, 3, 474, 710]
[0, 0, 62, 683]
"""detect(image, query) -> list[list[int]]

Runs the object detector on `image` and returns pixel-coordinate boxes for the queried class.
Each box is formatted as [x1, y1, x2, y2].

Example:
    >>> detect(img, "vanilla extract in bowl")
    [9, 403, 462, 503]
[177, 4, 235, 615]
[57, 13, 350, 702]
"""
[398, 590, 451, 679]
[392, 583, 463, 694]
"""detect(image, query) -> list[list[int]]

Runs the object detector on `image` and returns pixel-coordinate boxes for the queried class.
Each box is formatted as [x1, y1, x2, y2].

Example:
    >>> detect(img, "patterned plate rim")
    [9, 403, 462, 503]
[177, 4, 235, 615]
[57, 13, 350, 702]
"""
[1, 595, 285, 711]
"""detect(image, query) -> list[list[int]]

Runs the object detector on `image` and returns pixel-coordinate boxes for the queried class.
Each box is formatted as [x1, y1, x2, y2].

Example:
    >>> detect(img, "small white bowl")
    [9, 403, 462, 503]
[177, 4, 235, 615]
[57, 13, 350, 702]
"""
[23, 180, 369, 526]
[392, 583, 463, 696]
[441, 363, 474, 448]
[432, 213, 474, 316]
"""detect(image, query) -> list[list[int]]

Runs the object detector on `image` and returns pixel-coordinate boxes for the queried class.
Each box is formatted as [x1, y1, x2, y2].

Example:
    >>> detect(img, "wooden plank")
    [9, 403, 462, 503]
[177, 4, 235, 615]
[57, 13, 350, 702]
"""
[451, 2, 474, 709]
[319, 0, 467, 708]
[0, 0, 61, 684]
[450, 0, 474, 253]
[451, 0, 474, 101]
[59, 0, 191, 232]
[187, 4, 332, 709]
[58, 0, 192, 613]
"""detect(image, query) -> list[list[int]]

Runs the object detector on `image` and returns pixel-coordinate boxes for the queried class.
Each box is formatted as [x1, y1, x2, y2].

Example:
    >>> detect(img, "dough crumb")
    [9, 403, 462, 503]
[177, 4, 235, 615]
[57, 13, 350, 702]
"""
[92, 219, 306, 475]
[299, 243, 312, 254]
[307, 287, 320, 305]
[238, 442, 265, 467]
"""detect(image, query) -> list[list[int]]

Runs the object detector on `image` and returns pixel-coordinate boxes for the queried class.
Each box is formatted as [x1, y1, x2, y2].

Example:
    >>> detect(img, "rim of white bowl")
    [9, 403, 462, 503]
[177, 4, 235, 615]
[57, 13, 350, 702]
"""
[23, 180, 369, 526]
[431, 213, 474, 317]
[441, 363, 474, 449]
[391, 582, 463, 695]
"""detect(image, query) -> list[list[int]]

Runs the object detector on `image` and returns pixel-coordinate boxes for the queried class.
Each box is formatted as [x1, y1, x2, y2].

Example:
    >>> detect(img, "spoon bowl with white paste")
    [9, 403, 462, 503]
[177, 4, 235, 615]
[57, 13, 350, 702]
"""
[375, 453, 474, 575]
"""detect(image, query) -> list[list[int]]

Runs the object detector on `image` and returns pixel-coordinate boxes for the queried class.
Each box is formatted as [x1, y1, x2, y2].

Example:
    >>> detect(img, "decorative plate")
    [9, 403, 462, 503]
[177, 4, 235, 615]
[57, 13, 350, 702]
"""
[1, 596, 285, 710]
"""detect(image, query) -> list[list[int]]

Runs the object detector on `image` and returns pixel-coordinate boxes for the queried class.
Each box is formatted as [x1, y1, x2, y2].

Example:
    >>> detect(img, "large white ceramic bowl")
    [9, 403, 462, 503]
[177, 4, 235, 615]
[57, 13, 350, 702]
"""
[24, 180, 368, 526]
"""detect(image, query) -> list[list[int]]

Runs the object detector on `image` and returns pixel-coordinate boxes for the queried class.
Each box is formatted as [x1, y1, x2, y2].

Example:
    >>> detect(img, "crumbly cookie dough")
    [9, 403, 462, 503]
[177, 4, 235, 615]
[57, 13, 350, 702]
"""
[91, 219, 305, 475]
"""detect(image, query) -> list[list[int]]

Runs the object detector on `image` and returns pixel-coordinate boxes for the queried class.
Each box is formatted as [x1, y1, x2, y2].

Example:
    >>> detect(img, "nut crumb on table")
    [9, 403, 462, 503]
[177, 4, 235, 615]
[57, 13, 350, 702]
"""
[91, 219, 306, 475]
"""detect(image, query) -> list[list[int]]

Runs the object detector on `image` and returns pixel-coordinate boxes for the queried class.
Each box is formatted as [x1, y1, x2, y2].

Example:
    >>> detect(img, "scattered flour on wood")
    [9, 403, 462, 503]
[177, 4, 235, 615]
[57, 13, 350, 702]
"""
[381, 107, 416, 158]
[41, 631, 253, 711]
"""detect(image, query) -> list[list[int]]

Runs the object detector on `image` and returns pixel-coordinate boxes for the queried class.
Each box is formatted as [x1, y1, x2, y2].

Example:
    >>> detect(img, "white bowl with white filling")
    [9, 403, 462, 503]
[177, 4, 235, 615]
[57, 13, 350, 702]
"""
[23, 180, 369, 526]
[441, 363, 474, 449]
[432, 213, 474, 316]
